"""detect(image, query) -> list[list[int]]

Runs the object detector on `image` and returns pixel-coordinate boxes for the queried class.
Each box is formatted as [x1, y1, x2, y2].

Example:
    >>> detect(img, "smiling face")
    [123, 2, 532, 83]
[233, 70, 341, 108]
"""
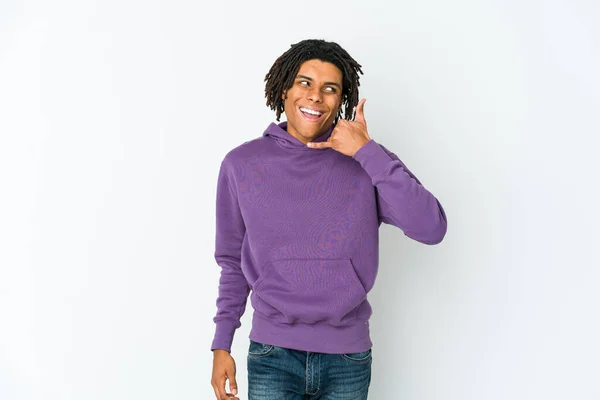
[282, 59, 343, 144]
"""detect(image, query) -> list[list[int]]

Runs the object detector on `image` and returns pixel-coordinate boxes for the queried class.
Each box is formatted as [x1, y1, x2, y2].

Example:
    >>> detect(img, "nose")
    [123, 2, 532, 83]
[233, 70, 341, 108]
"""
[307, 86, 323, 103]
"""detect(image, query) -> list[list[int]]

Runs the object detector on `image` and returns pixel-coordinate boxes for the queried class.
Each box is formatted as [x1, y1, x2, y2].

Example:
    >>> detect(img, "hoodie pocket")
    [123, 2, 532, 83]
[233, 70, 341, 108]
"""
[252, 258, 367, 325]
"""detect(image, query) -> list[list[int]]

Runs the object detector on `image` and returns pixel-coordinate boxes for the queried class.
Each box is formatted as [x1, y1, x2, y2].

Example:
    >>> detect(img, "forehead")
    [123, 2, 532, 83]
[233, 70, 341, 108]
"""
[296, 59, 342, 83]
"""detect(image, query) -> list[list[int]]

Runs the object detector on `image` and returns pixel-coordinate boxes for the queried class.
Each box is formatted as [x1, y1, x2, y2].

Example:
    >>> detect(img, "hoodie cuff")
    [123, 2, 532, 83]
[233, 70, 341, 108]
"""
[352, 139, 394, 181]
[211, 319, 238, 353]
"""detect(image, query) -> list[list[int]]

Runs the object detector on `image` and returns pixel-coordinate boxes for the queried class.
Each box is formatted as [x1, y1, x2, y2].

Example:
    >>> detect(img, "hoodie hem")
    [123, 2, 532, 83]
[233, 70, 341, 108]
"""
[249, 311, 373, 354]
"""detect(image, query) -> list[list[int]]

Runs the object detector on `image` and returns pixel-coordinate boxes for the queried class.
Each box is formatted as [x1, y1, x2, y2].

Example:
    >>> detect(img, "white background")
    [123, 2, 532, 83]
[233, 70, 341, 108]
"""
[1, 0, 599, 399]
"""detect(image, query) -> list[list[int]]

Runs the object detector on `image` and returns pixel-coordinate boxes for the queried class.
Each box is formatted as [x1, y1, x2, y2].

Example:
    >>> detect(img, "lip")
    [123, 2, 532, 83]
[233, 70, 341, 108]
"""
[298, 106, 326, 122]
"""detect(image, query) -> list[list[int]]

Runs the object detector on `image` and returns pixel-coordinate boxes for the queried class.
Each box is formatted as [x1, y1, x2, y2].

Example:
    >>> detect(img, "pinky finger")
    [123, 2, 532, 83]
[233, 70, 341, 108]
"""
[307, 142, 332, 149]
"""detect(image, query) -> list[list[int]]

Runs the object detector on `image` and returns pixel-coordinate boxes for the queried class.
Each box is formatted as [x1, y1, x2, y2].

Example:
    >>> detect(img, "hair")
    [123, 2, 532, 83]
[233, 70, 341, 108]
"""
[264, 39, 363, 122]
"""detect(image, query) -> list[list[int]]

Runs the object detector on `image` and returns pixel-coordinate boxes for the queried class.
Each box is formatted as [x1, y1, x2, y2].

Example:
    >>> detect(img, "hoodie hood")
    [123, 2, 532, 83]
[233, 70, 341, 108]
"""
[263, 121, 335, 150]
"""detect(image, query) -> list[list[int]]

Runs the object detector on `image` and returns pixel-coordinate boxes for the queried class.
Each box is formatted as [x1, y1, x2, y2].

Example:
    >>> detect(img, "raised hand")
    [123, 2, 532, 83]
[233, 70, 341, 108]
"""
[307, 98, 371, 156]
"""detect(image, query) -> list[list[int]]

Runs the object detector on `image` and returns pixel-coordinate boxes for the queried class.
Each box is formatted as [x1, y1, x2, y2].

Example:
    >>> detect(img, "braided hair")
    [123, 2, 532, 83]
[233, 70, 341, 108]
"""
[264, 39, 363, 122]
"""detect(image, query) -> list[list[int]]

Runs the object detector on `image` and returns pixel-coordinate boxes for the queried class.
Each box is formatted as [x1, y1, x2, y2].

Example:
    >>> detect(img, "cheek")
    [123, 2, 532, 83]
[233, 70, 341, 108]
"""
[333, 101, 342, 115]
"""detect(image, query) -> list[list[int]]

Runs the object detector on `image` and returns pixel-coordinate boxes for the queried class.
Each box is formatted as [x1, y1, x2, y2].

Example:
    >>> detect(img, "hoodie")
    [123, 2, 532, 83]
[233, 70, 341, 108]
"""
[210, 121, 447, 354]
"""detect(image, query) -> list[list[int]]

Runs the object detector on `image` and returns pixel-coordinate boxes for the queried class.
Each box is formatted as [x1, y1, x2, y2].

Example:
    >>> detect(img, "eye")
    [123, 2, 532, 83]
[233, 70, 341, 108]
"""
[299, 80, 309, 86]
[325, 86, 337, 93]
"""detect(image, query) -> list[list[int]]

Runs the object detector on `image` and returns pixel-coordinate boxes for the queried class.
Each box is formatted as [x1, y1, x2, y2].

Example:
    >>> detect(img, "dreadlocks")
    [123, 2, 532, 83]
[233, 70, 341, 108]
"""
[264, 39, 363, 122]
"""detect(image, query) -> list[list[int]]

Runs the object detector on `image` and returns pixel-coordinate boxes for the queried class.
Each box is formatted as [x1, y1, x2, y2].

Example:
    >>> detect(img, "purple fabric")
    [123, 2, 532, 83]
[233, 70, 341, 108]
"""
[211, 121, 447, 353]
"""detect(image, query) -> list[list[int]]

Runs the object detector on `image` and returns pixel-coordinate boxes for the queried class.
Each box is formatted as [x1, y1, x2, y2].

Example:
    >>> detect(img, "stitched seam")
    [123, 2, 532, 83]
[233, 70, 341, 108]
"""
[305, 352, 309, 394]
[316, 353, 321, 393]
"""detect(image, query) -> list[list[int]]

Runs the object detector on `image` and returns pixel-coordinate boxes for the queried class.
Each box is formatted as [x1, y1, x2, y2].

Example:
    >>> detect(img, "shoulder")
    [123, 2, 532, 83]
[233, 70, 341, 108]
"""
[220, 136, 270, 170]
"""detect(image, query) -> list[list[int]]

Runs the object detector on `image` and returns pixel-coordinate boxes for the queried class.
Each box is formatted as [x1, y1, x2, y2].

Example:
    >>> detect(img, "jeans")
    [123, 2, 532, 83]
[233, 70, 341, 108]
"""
[247, 340, 372, 400]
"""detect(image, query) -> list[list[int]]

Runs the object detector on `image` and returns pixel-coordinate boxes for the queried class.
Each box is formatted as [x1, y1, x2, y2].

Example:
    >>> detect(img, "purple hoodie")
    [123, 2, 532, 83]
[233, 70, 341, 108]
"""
[211, 121, 447, 354]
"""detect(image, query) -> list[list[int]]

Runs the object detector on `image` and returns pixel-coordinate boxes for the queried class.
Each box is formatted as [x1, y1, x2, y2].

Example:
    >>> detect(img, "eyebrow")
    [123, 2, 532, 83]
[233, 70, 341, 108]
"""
[296, 75, 342, 90]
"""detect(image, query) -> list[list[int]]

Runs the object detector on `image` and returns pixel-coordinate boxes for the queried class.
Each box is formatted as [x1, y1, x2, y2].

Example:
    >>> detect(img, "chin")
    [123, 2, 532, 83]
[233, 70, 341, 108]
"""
[302, 129, 323, 139]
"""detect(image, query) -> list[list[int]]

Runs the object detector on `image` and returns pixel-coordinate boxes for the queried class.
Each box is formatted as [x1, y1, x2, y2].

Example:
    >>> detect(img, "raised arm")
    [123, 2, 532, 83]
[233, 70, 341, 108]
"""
[352, 140, 447, 245]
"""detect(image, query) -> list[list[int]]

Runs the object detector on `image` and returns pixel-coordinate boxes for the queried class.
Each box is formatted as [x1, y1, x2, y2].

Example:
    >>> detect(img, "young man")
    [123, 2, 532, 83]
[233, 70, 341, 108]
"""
[210, 39, 447, 400]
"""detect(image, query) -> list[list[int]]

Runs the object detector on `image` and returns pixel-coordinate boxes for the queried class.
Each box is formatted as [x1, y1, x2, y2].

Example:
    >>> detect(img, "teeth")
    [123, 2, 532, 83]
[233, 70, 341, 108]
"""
[300, 107, 322, 116]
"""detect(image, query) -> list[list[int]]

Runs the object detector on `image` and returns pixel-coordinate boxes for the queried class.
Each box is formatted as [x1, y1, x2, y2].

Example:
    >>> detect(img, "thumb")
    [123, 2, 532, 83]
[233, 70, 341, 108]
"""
[355, 98, 367, 125]
[227, 369, 238, 396]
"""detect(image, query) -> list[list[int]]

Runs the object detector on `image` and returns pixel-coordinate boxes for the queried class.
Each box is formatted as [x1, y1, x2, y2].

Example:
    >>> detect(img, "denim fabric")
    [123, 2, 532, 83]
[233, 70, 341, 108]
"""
[247, 340, 372, 399]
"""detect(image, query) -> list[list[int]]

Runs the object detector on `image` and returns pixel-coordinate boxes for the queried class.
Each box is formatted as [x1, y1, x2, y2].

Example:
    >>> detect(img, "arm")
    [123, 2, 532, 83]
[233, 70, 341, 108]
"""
[211, 159, 251, 352]
[352, 139, 448, 245]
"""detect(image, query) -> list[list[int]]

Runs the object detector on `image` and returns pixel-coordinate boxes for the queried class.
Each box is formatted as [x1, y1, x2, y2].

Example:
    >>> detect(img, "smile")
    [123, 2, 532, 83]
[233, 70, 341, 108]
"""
[299, 106, 324, 121]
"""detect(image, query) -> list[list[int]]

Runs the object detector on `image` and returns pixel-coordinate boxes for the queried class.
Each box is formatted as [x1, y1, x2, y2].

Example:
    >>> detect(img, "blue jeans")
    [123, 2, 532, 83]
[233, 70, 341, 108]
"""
[247, 340, 372, 399]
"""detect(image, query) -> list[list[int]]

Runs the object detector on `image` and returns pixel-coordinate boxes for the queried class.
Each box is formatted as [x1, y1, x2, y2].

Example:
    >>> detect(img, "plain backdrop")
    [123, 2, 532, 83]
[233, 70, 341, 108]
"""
[1, 0, 599, 399]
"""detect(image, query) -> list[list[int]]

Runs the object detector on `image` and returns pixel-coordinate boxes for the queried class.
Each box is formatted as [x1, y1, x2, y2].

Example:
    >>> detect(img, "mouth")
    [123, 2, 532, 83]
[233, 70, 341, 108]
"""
[298, 106, 325, 122]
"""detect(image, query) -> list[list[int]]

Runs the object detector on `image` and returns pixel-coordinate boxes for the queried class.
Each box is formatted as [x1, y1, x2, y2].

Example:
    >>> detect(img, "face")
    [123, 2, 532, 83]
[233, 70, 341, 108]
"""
[282, 59, 343, 144]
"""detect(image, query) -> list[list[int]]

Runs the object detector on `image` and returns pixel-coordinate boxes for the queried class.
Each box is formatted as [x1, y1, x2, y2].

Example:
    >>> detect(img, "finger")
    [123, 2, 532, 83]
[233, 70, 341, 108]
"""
[212, 381, 227, 400]
[216, 376, 229, 400]
[355, 98, 367, 125]
[211, 383, 220, 400]
[227, 369, 238, 397]
[307, 141, 333, 149]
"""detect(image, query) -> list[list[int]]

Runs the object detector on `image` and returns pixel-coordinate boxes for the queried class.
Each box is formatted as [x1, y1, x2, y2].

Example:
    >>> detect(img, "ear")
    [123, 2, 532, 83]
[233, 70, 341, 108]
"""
[281, 90, 287, 100]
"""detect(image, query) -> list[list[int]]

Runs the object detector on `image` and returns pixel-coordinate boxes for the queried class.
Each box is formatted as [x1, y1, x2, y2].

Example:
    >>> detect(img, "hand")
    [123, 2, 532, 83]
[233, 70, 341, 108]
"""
[307, 98, 371, 156]
[211, 350, 240, 400]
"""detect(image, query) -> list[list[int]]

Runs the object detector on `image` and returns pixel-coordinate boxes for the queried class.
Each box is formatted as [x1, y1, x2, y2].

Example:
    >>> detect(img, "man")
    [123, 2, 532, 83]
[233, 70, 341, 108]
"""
[210, 39, 447, 400]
